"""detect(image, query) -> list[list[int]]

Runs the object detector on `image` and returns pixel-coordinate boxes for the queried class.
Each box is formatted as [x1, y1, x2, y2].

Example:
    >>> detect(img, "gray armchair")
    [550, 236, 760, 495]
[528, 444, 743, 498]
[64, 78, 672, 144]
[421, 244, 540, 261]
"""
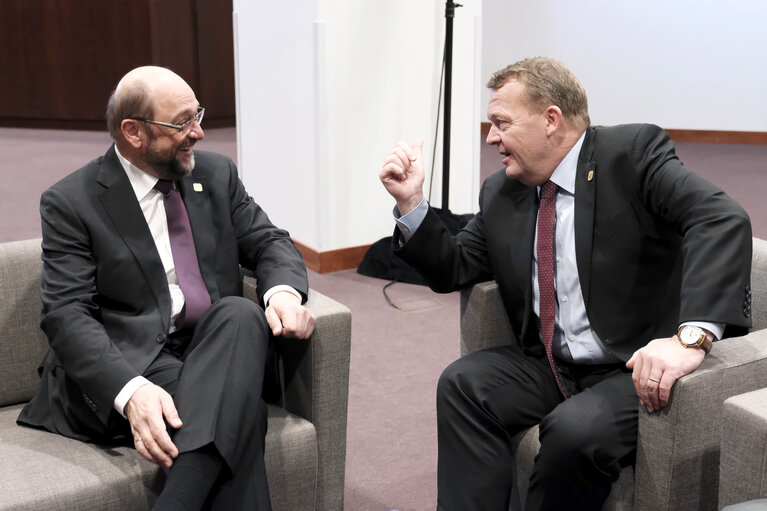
[0, 238, 351, 511]
[719, 387, 767, 509]
[459, 237, 767, 511]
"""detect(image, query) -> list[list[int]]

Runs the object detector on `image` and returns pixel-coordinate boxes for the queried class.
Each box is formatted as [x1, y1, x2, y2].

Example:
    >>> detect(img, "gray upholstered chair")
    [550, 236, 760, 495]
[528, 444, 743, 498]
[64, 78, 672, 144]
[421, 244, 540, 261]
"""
[459, 237, 767, 511]
[0, 238, 351, 511]
[719, 387, 767, 509]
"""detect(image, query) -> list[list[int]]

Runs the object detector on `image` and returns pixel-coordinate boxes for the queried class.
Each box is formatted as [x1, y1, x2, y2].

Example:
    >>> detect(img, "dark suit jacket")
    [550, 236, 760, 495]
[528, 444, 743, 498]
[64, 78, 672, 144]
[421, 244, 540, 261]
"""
[19, 146, 308, 437]
[397, 124, 752, 361]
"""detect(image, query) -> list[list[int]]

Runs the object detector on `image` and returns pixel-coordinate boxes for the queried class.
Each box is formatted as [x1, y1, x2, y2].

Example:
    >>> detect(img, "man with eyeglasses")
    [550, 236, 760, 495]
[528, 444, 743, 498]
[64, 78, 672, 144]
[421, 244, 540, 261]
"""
[17, 66, 314, 510]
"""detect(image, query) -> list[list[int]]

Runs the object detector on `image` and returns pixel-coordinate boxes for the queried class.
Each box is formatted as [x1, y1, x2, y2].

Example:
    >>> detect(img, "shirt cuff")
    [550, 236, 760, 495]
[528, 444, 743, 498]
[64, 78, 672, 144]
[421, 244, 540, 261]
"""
[679, 321, 725, 341]
[264, 285, 302, 307]
[393, 198, 429, 244]
[114, 376, 151, 417]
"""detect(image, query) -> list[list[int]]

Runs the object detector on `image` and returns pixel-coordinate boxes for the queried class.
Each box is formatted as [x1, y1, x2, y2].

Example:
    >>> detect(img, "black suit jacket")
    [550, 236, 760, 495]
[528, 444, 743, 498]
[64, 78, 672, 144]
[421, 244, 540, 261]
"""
[19, 146, 308, 435]
[397, 124, 752, 360]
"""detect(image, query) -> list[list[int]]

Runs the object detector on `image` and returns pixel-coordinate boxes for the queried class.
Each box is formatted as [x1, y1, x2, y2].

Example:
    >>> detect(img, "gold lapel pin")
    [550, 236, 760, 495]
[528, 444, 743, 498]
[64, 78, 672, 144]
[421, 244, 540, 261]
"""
[193, 183, 203, 192]
[587, 170, 594, 182]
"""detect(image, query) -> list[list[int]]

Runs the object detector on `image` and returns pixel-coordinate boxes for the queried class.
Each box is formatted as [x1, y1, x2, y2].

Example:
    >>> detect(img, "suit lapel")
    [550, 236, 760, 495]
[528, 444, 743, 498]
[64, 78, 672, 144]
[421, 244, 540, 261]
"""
[96, 146, 172, 329]
[574, 127, 597, 307]
[178, 175, 220, 301]
[507, 186, 538, 338]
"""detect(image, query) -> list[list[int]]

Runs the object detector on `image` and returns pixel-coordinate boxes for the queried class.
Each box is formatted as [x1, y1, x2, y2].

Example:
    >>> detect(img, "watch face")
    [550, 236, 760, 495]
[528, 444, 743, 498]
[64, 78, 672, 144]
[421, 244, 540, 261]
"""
[680, 326, 704, 345]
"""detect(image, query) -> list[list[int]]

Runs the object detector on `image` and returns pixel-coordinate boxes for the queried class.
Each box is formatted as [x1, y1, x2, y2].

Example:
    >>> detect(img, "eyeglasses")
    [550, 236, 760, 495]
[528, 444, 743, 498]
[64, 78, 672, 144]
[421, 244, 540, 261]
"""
[130, 107, 205, 133]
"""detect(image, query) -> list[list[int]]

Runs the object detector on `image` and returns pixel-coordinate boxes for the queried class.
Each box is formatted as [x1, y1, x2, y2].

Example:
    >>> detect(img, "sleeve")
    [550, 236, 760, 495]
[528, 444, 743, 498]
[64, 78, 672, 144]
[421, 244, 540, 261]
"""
[394, 183, 493, 294]
[39, 187, 141, 416]
[225, 161, 310, 304]
[634, 124, 752, 329]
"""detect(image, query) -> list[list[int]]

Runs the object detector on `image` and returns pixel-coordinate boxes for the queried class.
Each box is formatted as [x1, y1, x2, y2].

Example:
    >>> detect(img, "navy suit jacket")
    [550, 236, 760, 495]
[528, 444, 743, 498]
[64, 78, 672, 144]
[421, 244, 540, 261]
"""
[397, 124, 752, 360]
[19, 146, 308, 435]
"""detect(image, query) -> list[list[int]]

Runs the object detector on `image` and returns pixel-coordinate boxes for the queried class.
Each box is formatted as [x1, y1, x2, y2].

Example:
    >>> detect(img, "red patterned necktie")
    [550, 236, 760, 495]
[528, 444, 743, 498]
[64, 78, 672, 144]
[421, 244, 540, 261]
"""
[156, 180, 212, 329]
[537, 180, 567, 397]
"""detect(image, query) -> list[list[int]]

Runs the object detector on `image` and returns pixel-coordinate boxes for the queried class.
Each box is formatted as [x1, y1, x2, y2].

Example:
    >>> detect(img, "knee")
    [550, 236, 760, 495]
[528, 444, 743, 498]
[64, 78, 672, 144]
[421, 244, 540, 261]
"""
[537, 409, 601, 468]
[207, 296, 268, 332]
[437, 354, 486, 408]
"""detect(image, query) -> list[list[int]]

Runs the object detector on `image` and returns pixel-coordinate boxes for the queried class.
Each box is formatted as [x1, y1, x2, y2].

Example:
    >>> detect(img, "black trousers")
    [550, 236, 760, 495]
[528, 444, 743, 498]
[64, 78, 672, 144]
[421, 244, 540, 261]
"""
[435, 344, 638, 511]
[136, 296, 273, 510]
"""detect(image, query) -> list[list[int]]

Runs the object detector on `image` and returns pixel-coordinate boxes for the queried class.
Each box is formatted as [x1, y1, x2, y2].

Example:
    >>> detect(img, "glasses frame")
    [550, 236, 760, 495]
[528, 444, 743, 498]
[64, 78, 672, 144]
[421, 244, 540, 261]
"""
[130, 106, 205, 133]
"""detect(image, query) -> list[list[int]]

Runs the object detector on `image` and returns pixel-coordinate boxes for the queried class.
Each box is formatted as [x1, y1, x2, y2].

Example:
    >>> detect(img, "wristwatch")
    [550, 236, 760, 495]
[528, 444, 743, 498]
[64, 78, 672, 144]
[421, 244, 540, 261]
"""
[676, 325, 713, 354]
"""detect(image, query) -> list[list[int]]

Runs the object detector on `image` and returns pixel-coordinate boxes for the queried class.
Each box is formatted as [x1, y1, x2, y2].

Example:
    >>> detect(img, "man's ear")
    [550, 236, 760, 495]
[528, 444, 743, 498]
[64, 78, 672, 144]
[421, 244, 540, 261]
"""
[543, 105, 564, 136]
[121, 119, 145, 149]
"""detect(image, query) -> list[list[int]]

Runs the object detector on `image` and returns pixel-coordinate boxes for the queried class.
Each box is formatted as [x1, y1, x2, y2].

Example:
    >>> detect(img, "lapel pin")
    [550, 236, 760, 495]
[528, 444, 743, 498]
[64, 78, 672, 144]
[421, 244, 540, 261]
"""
[587, 170, 594, 182]
[193, 183, 203, 192]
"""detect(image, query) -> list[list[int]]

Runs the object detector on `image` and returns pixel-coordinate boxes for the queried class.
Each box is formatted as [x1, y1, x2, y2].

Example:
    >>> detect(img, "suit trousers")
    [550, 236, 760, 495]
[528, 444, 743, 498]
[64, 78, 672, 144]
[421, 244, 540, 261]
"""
[139, 296, 273, 510]
[436, 344, 638, 511]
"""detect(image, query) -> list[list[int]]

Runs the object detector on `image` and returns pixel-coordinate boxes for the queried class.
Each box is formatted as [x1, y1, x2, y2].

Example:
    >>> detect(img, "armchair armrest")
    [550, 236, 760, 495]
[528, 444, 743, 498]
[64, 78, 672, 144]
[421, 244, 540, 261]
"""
[634, 330, 767, 511]
[719, 387, 767, 509]
[460, 281, 514, 356]
[243, 279, 351, 511]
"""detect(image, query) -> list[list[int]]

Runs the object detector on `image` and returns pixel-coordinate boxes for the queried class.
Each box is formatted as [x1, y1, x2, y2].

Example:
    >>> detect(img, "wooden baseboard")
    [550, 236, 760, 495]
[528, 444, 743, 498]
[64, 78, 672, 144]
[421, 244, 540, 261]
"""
[664, 129, 767, 145]
[479, 122, 767, 145]
[293, 240, 371, 274]
[0, 117, 236, 131]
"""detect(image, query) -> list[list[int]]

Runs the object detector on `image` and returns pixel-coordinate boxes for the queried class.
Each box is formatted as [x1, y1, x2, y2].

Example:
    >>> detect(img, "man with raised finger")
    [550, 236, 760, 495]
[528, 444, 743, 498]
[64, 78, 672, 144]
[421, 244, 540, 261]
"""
[18, 66, 314, 510]
[379, 57, 752, 510]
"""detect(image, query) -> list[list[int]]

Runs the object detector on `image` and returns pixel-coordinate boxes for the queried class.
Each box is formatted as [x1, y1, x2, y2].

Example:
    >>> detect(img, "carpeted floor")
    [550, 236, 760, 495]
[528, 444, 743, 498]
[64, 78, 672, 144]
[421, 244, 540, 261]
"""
[1, 126, 766, 510]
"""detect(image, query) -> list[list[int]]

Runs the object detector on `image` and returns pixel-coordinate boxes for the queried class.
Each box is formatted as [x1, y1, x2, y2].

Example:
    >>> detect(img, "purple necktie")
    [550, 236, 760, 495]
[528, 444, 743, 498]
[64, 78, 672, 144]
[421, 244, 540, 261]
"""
[156, 179, 211, 329]
[537, 180, 567, 397]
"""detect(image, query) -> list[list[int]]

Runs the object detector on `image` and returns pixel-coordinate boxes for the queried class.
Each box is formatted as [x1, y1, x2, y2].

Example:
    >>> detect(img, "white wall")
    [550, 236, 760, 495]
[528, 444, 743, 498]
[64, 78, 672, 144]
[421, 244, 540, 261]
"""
[482, 0, 767, 131]
[233, 0, 482, 252]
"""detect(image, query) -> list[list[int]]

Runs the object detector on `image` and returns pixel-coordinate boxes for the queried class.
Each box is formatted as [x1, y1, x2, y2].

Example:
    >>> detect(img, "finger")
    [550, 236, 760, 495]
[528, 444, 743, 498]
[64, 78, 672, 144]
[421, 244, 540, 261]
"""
[625, 352, 636, 369]
[380, 160, 407, 183]
[151, 427, 178, 465]
[657, 372, 673, 408]
[161, 392, 183, 430]
[300, 312, 316, 339]
[385, 148, 410, 170]
[290, 310, 314, 339]
[411, 137, 424, 161]
[630, 353, 644, 403]
[638, 360, 659, 412]
[135, 425, 167, 466]
[265, 305, 283, 336]
[396, 140, 414, 160]
[391, 145, 414, 171]
[646, 372, 662, 411]
[133, 435, 155, 464]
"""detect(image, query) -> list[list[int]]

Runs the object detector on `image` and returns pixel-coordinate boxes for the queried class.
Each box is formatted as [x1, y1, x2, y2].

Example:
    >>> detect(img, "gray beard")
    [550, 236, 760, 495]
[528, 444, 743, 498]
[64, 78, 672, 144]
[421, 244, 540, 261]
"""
[148, 151, 195, 180]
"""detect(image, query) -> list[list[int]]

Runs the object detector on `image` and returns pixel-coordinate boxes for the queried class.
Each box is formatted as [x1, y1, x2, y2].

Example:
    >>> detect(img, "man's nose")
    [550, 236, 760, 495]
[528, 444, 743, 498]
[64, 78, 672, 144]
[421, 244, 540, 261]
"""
[486, 126, 499, 145]
[189, 121, 204, 140]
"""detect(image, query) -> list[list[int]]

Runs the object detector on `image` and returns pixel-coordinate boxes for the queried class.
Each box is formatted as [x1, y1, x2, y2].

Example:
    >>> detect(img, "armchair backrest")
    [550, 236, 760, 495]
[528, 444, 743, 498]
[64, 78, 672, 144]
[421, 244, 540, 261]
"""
[0, 238, 48, 407]
[750, 237, 767, 331]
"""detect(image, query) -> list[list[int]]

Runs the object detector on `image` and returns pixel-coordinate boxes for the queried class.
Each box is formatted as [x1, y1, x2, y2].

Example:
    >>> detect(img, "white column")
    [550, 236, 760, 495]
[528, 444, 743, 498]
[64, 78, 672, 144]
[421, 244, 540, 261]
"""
[233, 0, 483, 253]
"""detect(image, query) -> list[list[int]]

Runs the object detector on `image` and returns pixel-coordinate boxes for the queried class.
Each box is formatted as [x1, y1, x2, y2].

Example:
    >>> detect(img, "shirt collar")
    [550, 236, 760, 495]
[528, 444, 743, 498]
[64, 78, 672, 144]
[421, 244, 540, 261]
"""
[548, 130, 586, 195]
[114, 146, 160, 202]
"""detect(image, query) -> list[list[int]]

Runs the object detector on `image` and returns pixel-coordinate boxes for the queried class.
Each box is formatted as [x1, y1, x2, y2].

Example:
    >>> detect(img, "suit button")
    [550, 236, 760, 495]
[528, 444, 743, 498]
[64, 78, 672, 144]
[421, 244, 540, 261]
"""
[156, 333, 166, 343]
[83, 393, 98, 412]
